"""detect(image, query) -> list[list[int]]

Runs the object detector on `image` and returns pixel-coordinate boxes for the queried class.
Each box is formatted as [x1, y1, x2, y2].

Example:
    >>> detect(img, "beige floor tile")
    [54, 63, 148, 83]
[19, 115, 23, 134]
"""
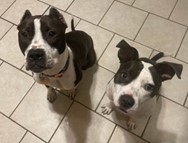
[0, 113, 26, 143]
[40, 0, 73, 11]
[176, 31, 188, 63]
[117, 0, 135, 5]
[170, 0, 188, 26]
[75, 65, 114, 110]
[0, 18, 12, 39]
[50, 102, 115, 143]
[151, 51, 188, 105]
[2, 0, 48, 25]
[0, 26, 25, 68]
[67, 0, 113, 24]
[136, 14, 186, 56]
[76, 20, 113, 60]
[0, 63, 34, 116]
[11, 83, 72, 142]
[100, 1, 147, 39]
[134, 0, 177, 18]
[98, 34, 152, 72]
[44, 9, 80, 33]
[143, 97, 188, 143]
[109, 126, 147, 143]
[0, 0, 14, 15]
[21, 132, 44, 143]
[96, 94, 151, 136]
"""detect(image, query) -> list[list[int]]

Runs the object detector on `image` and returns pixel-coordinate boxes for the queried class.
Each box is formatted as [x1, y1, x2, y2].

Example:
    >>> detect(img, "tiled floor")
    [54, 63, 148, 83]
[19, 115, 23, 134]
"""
[0, 0, 188, 143]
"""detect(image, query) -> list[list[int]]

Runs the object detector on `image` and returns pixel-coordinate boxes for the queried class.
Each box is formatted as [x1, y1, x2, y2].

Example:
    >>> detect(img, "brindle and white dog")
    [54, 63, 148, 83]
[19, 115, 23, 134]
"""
[17, 8, 96, 102]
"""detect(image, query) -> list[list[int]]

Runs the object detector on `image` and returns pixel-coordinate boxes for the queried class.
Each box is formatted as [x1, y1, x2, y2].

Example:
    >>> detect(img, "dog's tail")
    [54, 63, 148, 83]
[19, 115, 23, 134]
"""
[71, 18, 75, 31]
[151, 52, 164, 62]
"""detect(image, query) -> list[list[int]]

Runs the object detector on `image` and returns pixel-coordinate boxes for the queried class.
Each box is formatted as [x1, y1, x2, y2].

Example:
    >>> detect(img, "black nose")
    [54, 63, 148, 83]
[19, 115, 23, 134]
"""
[27, 49, 45, 61]
[119, 95, 135, 108]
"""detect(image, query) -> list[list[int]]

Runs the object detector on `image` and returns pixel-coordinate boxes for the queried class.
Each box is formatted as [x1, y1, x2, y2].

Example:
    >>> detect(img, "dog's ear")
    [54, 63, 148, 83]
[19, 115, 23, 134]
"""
[116, 40, 139, 63]
[17, 10, 32, 30]
[155, 62, 183, 81]
[49, 7, 67, 28]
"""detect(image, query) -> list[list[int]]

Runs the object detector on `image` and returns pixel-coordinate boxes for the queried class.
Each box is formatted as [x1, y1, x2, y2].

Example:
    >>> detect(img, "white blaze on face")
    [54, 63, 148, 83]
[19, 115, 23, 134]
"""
[113, 61, 154, 111]
[25, 18, 59, 67]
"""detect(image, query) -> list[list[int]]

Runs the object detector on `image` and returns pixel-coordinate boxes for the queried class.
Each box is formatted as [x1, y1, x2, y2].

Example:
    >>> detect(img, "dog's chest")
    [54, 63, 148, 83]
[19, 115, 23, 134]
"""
[49, 63, 76, 90]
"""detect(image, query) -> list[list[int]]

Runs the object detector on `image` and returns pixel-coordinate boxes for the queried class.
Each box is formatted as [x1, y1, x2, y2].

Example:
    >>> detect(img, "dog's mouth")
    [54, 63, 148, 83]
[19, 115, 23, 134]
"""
[118, 107, 128, 113]
[26, 63, 49, 73]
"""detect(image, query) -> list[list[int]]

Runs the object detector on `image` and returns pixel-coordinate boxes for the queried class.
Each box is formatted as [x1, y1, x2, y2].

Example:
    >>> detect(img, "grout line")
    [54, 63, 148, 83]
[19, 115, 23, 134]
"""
[0, 23, 14, 40]
[149, 49, 155, 59]
[48, 101, 74, 143]
[9, 82, 36, 118]
[65, 0, 75, 12]
[132, 0, 137, 6]
[175, 28, 188, 58]
[133, 12, 149, 41]
[161, 95, 186, 108]
[116, 124, 150, 143]
[28, 131, 48, 143]
[0, 61, 4, 66]
[141, 116, 151, 138]
[2, 61, 33, 77]
[0, 16, 17, 25]
[42, 5, 51, 15]
[183, 93, 188, 106]
[0, 111, 47, 143]
[97, 64, 116, 74]
[96, 33, 115, 63]
[107, 125, 117, 143]
[0, 0, 16, 17]
[97, 0, 115, 26]
[95, 91, 106, 112]
[168, 0, 178, 20]
[19, 131, 28, 143]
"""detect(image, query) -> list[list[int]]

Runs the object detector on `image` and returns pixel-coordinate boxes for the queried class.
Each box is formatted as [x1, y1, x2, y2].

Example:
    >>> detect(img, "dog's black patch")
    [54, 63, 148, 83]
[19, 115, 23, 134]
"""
[114, 60, 143, 85]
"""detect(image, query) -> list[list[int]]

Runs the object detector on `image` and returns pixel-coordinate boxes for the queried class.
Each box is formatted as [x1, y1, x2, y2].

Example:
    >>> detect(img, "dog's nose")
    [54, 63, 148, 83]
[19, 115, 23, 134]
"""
[27, 49, 45, 61]
[119, 95, 135, 108]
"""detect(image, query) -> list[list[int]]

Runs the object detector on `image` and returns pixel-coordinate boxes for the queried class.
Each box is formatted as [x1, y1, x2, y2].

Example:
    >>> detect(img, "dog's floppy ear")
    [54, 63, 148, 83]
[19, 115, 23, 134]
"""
[155, 62, 183, 81]
[49, 7, 67, 28]
[116, 40, 139, 63]
[17, 10, 32, 30]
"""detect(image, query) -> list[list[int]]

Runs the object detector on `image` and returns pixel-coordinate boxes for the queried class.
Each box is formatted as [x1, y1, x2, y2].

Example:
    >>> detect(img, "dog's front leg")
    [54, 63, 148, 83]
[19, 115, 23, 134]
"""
[46, 85, 57, 103]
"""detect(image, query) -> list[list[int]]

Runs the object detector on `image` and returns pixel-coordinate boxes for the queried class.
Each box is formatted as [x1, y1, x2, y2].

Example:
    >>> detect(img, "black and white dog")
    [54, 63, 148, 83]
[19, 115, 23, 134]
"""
[17, 8, 96, 102]
[101, 40, 183, 129]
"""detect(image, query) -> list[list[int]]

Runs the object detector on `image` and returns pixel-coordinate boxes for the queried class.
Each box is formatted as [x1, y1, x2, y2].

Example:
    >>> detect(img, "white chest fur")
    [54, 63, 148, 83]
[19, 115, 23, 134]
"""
[33, 48, 76, 90]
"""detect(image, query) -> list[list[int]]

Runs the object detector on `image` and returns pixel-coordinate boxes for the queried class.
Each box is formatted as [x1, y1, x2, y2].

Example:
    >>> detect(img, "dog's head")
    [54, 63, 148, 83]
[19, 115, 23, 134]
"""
[17, 8, 67, 73]
[113, 40, 183, 113]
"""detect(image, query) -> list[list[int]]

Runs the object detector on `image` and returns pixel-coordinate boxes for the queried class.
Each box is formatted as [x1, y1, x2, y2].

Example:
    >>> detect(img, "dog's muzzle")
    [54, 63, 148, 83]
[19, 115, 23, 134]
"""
[118, 94, 135, 112]
[26, 49, 47, 73]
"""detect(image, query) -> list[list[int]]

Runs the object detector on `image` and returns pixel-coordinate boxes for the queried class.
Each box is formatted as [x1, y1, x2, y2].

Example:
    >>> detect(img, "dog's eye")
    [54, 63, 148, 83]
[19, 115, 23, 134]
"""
[21, 31, 28, 38]
[144, 84, 154, 91]
[48, 30, 56, 37]
[121, 72, 128, 79]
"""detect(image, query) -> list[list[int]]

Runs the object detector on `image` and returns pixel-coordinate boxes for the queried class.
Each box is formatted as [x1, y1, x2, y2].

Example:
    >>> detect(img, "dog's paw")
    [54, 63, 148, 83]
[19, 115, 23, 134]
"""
[101, 103, 113, 115]
[67, 88, 77, 99]
[47, 88, 57, 103]
[126, 120, 136, 130]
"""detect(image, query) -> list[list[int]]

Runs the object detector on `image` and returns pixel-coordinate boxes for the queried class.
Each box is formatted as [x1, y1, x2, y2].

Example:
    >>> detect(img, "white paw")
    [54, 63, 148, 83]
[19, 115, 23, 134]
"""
[47, 89, 57, 103]
[101, 104, 113, 115]
[127, 120, 136, 130]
